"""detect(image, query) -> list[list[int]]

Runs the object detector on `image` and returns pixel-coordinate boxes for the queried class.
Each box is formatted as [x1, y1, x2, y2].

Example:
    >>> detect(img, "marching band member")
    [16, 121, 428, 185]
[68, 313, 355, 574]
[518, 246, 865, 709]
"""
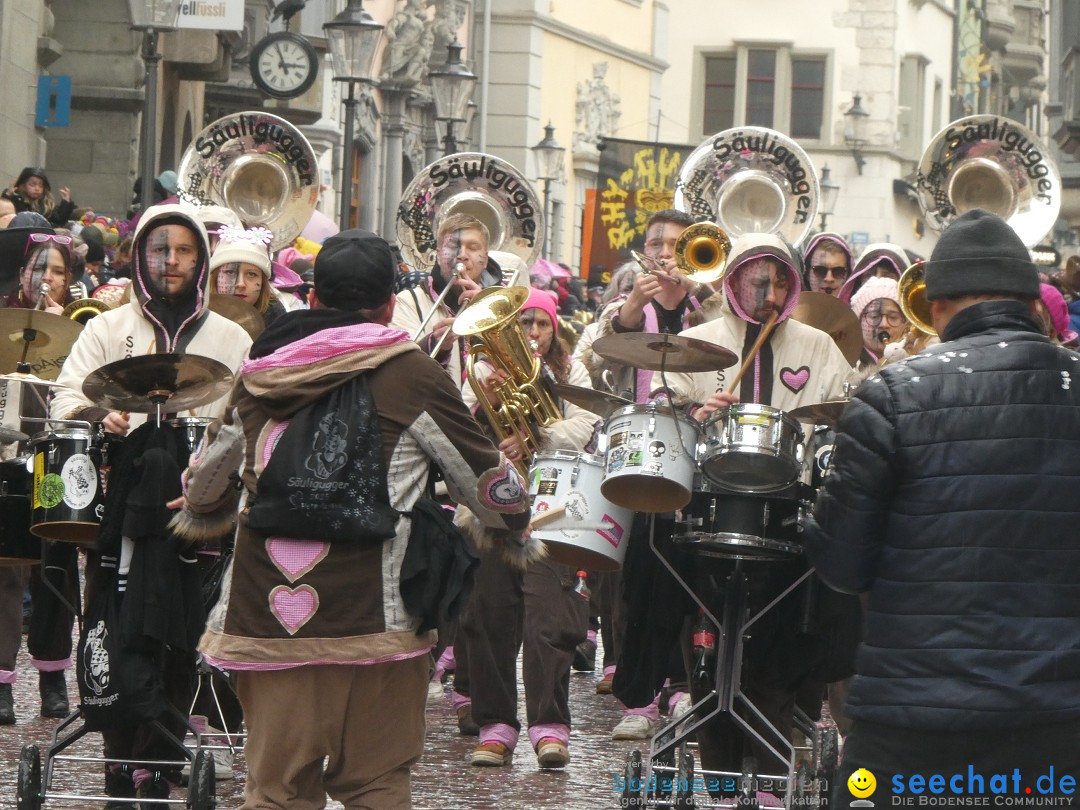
[838, 241, 909, 303]
[454, 287, 600, 769]
[848, 276, 908, 369]
[801, 232, 853, 297]
[208, 226, 288, 328]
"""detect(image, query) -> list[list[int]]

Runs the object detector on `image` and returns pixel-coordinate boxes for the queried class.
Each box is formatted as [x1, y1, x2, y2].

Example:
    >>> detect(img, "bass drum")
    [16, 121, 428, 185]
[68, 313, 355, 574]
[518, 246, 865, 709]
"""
[29, 428, 103, 546]
[0, 457, 39, 565]
[673, 480, 813, 561]
[528, 451, 633, 572]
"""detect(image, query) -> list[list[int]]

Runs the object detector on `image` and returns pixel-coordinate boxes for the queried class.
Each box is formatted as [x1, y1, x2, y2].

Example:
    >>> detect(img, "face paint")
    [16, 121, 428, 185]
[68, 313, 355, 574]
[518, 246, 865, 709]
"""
[215, 263, 240, 295]
[437, 227, 487, 283]
[730, 258, 789, 323]
[143, 224, 199, 299]
[21, 248, 49, 302]
[807, 246, 849, 294]
[860, 299, 907, 351]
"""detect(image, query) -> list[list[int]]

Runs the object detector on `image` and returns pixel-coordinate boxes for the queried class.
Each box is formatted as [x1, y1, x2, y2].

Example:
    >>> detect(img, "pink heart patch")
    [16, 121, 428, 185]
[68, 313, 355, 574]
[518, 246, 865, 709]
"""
[266, 538, 329, 582]
[780, 366, 810, 393]
[269, 585, 319, 634]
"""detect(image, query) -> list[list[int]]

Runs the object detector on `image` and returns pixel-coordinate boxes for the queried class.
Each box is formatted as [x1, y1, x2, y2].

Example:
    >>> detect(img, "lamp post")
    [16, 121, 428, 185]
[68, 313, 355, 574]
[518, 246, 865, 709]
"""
[844, 92, 870, 175]
[324, 0, 384, 231]
[429, 42, 478, 156]
[129, 0, 181, 213]
[818, 165, 840, 230]
[531, 122, 565, 260]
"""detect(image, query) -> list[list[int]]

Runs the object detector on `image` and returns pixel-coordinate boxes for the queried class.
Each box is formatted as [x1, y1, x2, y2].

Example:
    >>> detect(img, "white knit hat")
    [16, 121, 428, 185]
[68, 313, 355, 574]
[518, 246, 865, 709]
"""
[209, 225, 273, 277]
[849, 275, 901, 321]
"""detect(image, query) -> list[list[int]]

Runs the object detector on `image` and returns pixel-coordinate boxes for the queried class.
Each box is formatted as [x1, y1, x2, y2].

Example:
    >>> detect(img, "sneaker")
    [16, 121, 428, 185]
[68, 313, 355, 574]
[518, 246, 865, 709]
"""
[38, 670, 69, 719]
[0, 683, 14, 725]
[535, 737, 569, 769]
[596, 672, 614, 695]
[456, 704, 479, 736]
[671, 692, 692, 721]
[471, 741, 512, 767]
[207, 740, 235, 780]
[612, 714, 660, 740]
[572, 639, 597, 672]
[427, 680, 445, 704]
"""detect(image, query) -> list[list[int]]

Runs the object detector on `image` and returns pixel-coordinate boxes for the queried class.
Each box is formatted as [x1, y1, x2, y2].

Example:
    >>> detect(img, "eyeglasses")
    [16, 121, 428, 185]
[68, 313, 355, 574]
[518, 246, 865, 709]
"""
[861, 309, 906, 327]
[810, 264, 850, 279]
[24, 232, 73, 257]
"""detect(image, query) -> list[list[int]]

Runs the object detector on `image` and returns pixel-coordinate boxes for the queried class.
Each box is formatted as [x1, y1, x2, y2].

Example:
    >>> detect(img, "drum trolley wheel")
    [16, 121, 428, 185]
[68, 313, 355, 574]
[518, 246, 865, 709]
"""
[620, 515, 836, 809]
[13, 704, 216, 808]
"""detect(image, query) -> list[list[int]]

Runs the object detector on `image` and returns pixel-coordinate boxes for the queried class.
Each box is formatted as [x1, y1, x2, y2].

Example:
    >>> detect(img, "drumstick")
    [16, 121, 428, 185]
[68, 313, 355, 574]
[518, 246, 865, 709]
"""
[530, 506, 566, 529]
[725, 310, 780, 394]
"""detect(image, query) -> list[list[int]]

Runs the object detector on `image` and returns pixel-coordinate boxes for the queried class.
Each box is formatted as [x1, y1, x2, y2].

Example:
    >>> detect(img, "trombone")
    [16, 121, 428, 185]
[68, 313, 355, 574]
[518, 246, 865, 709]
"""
[411, 261, 464, 342]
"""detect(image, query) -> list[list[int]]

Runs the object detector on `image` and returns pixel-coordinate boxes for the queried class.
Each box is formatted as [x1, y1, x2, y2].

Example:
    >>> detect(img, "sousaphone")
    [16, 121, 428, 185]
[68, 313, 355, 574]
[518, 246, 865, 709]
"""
[901, 115, 1061, 335]
[674, 127, 820, 249]
[177, 112, 319, 251]
[396, 152, 545, 275]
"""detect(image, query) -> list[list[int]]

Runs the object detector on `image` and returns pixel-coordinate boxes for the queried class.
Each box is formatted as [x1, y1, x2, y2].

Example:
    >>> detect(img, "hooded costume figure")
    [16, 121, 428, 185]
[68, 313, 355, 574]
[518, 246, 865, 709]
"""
[51, 203, 253, 428]
[837, 242, 912, 304]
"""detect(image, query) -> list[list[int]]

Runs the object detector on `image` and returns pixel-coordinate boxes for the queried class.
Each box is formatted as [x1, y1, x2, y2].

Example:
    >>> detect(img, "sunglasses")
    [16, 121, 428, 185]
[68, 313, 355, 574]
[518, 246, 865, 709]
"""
[24, 232, 73, 257]
[810, 264, 850, 279]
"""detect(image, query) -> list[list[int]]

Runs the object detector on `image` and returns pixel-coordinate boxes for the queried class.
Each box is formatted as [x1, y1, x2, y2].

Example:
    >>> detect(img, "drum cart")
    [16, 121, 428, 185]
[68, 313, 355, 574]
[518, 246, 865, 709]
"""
[617, 516, 839, 810]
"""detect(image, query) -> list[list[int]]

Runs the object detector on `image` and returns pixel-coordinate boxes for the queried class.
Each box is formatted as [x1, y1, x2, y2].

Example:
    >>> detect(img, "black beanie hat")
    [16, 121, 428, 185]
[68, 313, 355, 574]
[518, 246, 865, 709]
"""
[314, 229, 396, 311]
[924, 209, 1038, 301]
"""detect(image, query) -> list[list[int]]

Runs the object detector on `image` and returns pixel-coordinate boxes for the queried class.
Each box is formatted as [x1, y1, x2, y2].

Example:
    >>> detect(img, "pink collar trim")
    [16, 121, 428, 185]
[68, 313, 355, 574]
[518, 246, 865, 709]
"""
[242, 324, 411, 374]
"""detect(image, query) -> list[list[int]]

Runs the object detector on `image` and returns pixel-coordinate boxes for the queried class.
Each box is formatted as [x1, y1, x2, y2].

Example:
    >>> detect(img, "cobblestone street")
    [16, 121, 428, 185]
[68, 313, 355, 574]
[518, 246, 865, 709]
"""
[1, 641, 643, 809]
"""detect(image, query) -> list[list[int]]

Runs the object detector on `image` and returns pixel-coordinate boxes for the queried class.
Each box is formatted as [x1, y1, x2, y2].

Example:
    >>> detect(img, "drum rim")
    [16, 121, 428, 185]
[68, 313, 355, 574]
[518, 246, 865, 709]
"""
[531, 449, 605, 467]
[672, 530, 802, 556]
[166, 416, 214, 427]
[704, 402, 803, 432]
[606, 402, 700, 429]
[30, 430, 93, 443]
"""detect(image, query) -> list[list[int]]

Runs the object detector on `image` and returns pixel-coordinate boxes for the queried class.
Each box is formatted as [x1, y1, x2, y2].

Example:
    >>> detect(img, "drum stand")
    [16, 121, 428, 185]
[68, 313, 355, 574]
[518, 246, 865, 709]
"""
[619, 515, 829, 810]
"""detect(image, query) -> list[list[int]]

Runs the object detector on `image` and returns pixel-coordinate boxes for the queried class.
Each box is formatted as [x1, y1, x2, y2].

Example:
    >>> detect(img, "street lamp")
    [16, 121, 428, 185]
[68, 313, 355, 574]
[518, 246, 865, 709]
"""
[324, 0, 384, 230]
[844, 92, 870, 175]
[429, 41, 477, 156]
[129, 0, 181, 213]
[531, 122, 565, 260]
[818, 164, 841, 230]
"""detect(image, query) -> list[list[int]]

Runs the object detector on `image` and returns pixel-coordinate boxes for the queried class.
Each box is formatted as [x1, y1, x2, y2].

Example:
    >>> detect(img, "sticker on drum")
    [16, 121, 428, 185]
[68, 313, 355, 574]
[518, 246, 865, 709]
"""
[608, 429, 630, 448]
[61, 453, 97, 509]
[562, 490, 589, 525]
[37, 474, 64, 509]
[607, 445, 627, 472]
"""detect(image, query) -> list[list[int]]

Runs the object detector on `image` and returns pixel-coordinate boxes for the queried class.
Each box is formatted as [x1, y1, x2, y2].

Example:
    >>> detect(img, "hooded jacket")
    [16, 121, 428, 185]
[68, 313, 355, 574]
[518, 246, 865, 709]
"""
[665, 233, 854, 413]
[801, 231, 853, 293]
[189, 311, 531, 668]
[50, 204, 252, 427]
[837, 242, 910, 304]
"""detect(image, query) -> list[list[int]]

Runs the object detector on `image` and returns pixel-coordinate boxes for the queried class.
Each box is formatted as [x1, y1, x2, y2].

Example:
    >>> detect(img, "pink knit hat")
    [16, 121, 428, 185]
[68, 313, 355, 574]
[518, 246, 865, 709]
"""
[849, 276, 901, 321]
[524, 286, 559, 325]
[1040, 283, 1078, 344]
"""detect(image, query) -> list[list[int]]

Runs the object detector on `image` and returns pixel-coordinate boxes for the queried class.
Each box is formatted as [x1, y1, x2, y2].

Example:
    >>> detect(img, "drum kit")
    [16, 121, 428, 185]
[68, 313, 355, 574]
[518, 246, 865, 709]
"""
[0, 352, 231, 561]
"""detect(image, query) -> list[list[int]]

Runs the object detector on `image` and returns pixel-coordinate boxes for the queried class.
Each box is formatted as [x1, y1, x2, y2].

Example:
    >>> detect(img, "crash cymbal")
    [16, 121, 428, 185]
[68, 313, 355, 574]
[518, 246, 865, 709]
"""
[0, 309, 84, 381]
[0, 371, 67, 388]
[82, 353, 234, 414]
[0, 426, 28, 443]
[788, 399, 849, 427]
[591, 332, 737, 373]
[790, 292, 863, 366]
[208, 293, 266, 341]
[553, 383, 633, 419]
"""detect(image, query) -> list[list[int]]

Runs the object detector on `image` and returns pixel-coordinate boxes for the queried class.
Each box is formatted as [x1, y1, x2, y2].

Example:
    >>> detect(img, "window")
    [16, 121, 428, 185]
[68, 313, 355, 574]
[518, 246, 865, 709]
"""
[700, 48, 828, 140]
[897, 55, 927, 160]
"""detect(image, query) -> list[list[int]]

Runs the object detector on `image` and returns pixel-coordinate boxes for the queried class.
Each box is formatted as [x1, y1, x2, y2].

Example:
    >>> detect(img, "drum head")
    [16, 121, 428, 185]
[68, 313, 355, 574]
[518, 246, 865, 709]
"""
[601, 475, 691, 513]
[701, 451, 799, 494]
[543, 540, 623, 573]
[29, 521, 99, 546]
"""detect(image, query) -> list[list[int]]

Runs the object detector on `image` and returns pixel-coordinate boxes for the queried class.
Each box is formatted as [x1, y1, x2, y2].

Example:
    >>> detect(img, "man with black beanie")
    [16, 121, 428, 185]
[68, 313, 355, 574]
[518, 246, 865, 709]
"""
[172, 229, 534, 809]
[805, 209, 1080, 802]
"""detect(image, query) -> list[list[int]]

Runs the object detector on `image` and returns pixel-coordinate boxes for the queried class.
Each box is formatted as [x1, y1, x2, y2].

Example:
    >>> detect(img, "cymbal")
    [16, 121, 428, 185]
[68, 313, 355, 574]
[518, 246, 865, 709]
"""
[0, 371, 67, 388]
[208, 293, 266, 340]
[553, 383, 633, 419]
[788, 399, 849, 427]
[790, 292, 863, 366]
[0, 309, 84, 381]
[0, 427, 28, 443]
[82, 353, 234, 414]
[591, 332, 737, 373]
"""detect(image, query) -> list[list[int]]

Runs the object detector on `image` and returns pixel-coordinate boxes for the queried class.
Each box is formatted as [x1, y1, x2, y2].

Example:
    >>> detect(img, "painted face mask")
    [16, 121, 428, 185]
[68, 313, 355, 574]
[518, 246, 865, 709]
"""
[21, 248, 50, 303]
[860, 299, 906, 348]
[730, 258, 789, 323]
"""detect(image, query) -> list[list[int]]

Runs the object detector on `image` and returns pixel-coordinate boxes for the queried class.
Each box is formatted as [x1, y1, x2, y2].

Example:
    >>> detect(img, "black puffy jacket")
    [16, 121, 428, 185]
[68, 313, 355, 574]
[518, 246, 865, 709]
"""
[805, 300, 1080, 731]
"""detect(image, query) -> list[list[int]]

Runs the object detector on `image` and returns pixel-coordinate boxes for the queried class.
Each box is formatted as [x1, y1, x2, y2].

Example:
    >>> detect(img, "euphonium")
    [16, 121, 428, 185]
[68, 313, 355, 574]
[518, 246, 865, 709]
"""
[62, 298, 111, 325]
[454, 285, 561, 474]
[897, 261, 933, 336]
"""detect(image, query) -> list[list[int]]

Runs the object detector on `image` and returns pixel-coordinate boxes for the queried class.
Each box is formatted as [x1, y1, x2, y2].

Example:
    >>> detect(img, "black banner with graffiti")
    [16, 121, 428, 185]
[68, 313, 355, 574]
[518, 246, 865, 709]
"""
[582, 137, 693, 286]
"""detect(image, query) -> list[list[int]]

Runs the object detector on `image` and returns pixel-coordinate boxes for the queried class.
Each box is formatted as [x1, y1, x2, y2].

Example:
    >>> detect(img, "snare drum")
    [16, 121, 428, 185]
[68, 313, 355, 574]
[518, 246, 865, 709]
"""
[529, 451, 633, 572]
[700, 404, 803, 493]
[673, 479, 813, 561]
[0, 457, 39, 565]
[601, 404, 699, 512]
[168, 416, 212, 462]
[29, 428, 103, 546]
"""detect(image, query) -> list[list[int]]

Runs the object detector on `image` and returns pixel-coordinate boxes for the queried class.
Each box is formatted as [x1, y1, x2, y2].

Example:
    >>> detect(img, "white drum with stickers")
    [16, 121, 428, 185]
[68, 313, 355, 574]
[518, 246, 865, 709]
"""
[601, 404, 699, 512]
[528, 451, 633, 572]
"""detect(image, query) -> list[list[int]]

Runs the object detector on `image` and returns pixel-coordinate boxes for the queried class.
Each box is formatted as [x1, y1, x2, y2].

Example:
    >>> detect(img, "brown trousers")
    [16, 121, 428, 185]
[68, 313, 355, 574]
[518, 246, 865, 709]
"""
[236, 656, 428, 810]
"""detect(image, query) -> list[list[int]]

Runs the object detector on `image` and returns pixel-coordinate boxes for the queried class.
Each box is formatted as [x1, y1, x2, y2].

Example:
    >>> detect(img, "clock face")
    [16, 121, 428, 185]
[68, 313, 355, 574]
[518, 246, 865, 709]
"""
[251, 33, 317, 100]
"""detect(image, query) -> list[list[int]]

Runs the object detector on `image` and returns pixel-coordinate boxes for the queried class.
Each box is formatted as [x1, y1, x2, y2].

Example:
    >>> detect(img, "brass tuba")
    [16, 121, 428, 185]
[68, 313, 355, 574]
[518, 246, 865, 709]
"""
[62, 298, 111, 324]
[176, 112, 319, 251]
[454, 285, 561, 475]
[903, 115, 1062, 336]
[674, 127, 820, 250]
